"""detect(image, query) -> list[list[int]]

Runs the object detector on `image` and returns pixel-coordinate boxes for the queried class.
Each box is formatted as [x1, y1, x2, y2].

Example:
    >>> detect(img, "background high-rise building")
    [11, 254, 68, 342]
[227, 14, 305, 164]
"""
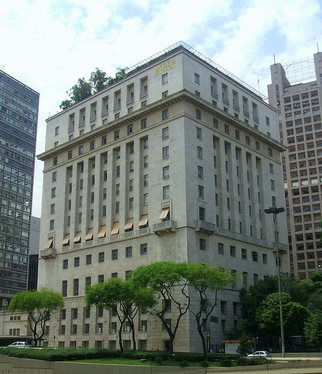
[268, 52, 322, 279]
[0, 70, 39, 308]
[38, 42, 288, 351]
[28, 216, 40, 290]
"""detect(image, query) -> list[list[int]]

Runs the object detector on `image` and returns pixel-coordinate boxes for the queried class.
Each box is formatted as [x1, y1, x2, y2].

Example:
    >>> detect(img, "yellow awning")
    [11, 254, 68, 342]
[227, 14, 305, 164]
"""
[97, 226, 106, 238]
[139, 215, 148, 227]
[125, 219, 133, 231]
[45, 238, 53, 249]
[111, 222, 120, 235]
[62, 235, 70, 246]
[159, 208, 170, 220]
[85, 229, 93, 241]
[73, 232, 81, 243]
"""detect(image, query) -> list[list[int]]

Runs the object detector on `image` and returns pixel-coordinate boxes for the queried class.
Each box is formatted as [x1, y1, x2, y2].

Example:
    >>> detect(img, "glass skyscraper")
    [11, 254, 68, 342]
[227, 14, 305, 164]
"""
[0, 70, 39, 308]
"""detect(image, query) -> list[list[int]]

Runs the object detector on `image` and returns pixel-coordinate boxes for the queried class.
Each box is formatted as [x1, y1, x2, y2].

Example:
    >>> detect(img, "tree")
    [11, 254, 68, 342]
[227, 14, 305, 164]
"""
[59, 99, 72, 110]
[304, 311, 322, 349]
[8, 288, 63, 346]
[90, 68, 108, 93]
[68, 78, 92, 103]
[257, 292, 307, 340]
[86, 278, 155, 352]
[133, 262, 190, 354]
[185, 263, 233, 357]
[239, 276, 277, 337]
[237, 334, 253, 356]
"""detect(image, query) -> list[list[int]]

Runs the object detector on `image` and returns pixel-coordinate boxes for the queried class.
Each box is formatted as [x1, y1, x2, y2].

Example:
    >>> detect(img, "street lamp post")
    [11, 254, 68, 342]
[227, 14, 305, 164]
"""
[264, 206, 285, 358]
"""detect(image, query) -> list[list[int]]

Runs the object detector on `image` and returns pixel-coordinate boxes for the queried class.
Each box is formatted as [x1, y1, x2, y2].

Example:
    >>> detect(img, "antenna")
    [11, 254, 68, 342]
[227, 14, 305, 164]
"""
[317, 42, 320, 53]
[273, 54, 276, 64]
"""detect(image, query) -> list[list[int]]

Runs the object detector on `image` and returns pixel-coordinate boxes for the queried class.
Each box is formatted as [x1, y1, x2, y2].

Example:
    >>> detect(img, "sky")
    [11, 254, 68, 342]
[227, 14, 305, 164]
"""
[1, 0, 322, 217]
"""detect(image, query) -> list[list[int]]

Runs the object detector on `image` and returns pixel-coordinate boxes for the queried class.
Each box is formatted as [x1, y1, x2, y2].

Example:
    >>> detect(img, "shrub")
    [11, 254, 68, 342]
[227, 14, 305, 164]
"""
[180, 360, 189, 367]
[155, 356, 163, 365]
[219, 358, 233, 367]
[200, 360, 209, 367]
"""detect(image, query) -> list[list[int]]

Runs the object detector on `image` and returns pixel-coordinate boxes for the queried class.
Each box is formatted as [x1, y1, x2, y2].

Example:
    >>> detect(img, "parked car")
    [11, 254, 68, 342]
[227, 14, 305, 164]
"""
[247, 351, 272, 359]
[7, 341, 30, 348]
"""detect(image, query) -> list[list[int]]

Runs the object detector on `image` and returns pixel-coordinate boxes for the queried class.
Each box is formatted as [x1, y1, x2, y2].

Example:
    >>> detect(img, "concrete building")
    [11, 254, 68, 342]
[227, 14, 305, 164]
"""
[38, 42, 288, 351]
[268, 52, 322, 279]
[0, 70, 39, 308]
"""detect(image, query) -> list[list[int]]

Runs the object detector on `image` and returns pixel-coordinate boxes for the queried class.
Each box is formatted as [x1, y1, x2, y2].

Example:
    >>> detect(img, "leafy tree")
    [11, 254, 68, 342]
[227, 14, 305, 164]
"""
[237, 334, 253, 356]
[8, 288, 63, 346]
[304, 311, 322, 349]
[133, 262, 190, 354]
[86, 278, 155, 352]
[90, 68, 108, 93]
[59, 99, 73, 110]
[257, 292, 307, 340]
[239, 276, 277, 337]
[68, 78, 92, 103]
[185, 263, 233, 356]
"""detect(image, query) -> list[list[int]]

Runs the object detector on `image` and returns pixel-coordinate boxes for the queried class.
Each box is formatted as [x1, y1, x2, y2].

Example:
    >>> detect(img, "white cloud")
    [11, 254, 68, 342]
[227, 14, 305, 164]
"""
[1, 0, 321, 217]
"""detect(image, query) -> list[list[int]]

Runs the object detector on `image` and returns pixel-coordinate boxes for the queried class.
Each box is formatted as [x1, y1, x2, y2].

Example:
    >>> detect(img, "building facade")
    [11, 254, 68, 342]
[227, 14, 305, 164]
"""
[28, 216, 40, 290]
[268, 52, 322, 279]
[0, 70, 39, 308]
[38, 42, 288, 351]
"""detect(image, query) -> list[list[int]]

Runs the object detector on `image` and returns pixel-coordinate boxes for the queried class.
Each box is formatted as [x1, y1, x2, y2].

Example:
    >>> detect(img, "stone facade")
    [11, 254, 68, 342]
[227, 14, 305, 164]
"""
[37, 43, 288, 351]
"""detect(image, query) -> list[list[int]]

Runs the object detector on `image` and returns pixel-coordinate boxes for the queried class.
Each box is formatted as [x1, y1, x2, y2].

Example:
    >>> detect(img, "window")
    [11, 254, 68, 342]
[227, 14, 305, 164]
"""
[140, 243, 147, 255]
[74, 257, 80, 267]
[73, 279, 79, 296]
[197, 146, 203, 159]
[86, 254, 92, 265]
[143, 137, 148, 149]
[63, 259, 68, 269]
[111, 249, 118, 260]
[199, 238, 206, 251]
[162, 109, 169, 120]
[199, 207, 205, 221]
[263, 253, 267, 264]
[50, 203, 55, 214]
[163, 185, 170, 199]
[143, 156, 148, 168]
[52, 171, 57, 182]
[196, 109, 201, 120]
[198, 166, 203, 179]
[102, 205, 107, 217]
[163, 165, 169, 179]
[141, 118, 147, 129]
[127, 124, 133, 135]
[162, 146, 169, 160]
[143, 193, 149, 206]
[129, 160, 134, 172]
[271, 179, 275, 190]
[98, 252, 105, 263]
[115, 165, 120, 177]
[125, 246, 132, 258]
[114, 130, 120, 140]
[62, 280, 67, 297]
[230, 246, 236, 257]
[162, 127, 169, 140]
[51, 188, 56, 198]
[252, 251, 258, 262]
[115, 183, 120, 196]
[49, 219, 54, 230]
[218, 243, 224, 255]
[241, 248, 247, 260]
[129, 179, 134, 191]
[143, 174, 148, 187]
[196, 127, 202, 140]
[194, 73, 200, 84]
[129, 197, 133, 210]
[198, 185, 204, 199]
[162, 73, 168, 84]
[101, 135, 107, 145]
[78, 145, 84, 155]
[115, 201, 120, 214]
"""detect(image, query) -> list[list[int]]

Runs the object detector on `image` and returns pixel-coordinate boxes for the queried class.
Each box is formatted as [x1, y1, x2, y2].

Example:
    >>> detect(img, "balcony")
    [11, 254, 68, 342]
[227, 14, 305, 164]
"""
[40, 248, 57, 259]
[195, 221, 216, 234]
[153, 220, 176, 234]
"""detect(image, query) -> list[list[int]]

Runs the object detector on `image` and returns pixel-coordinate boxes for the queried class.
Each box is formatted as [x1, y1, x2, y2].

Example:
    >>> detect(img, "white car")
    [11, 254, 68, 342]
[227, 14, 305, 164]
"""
[247, 351, 272, 359]
[7, 341, 30, 348]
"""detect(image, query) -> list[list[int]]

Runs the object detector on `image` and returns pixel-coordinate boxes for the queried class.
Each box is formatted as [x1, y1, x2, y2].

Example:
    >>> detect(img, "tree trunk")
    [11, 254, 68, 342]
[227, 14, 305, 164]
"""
[118, 326, 123, 353]
[130, 321, 136, 350]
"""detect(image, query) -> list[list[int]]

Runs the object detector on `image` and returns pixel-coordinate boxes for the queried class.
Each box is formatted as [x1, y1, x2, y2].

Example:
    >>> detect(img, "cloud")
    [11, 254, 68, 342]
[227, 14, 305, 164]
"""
[1, 0, 321, 217]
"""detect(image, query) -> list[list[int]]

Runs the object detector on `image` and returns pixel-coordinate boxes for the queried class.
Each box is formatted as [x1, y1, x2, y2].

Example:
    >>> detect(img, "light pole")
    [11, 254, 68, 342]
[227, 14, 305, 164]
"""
[264, 206, 285, 358]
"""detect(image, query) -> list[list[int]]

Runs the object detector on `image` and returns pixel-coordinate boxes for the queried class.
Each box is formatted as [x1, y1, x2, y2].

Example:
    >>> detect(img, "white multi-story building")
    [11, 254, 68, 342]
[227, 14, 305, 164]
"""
[37, 42, 288, 351]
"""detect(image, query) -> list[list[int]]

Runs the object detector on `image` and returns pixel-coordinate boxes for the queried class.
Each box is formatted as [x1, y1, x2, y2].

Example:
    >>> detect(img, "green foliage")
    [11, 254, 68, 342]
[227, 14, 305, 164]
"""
[200, 360, 209, 367]
[155, 356, 163, 365]
[8, 288, 63, 346]
[257, 292, 308, 338]
[180, 360, 189, 367]
[236, 334, 252, 356]
[304, 311, 322, 349]
[59, 67, 128, 110]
